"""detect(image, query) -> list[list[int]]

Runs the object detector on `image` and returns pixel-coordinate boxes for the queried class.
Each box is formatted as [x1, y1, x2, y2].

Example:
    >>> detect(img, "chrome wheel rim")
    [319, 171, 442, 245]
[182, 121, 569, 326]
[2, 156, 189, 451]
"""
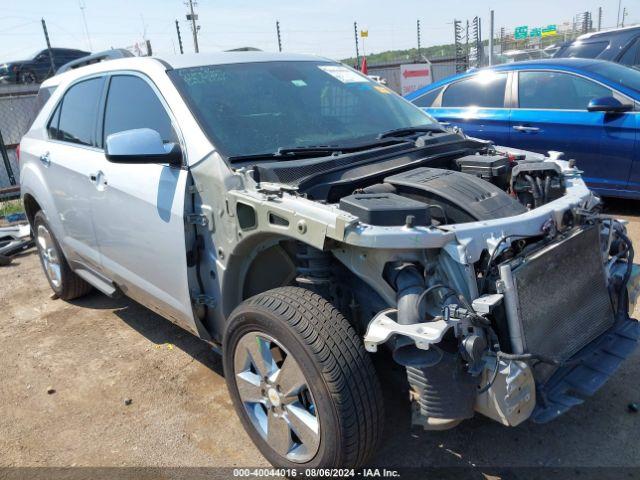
[36, 224, 62, 288]
[233, 332, 320, 463]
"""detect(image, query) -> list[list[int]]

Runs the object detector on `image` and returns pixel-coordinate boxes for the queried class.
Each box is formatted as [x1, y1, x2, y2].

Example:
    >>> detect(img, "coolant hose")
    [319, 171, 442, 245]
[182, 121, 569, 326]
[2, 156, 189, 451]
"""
[525, 174, 541, 208]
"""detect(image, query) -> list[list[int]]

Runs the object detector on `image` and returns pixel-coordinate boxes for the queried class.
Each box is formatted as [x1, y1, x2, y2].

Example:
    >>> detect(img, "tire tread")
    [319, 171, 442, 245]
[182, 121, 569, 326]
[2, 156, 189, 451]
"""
[243, 287, 384, 467]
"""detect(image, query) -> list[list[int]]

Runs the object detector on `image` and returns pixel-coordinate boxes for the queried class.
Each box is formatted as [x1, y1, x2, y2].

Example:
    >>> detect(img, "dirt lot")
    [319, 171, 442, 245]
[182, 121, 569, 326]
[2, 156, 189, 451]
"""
[1, 199, 640, 472]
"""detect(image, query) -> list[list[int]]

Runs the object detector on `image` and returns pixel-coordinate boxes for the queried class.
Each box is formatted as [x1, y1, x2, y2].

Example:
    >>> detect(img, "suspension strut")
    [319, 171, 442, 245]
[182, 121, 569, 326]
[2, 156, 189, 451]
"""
[295, 243, 332, 299]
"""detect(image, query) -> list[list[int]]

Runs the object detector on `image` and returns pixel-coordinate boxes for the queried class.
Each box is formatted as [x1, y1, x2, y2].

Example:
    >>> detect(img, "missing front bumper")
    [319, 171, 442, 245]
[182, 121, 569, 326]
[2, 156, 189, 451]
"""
[532, 315, 640, 423]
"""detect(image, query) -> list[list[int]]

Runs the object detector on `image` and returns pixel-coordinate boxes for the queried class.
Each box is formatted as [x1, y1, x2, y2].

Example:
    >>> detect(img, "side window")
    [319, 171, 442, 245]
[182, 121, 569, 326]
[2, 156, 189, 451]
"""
[441, 73, 507, 108]
[103, 75, 177, 145]
[413, 87, 443, 108]
[47, 103, 61, 139]
[518, 71, 612, 110]
[620, 37, 640, 66]
[56, 77, 104, 146]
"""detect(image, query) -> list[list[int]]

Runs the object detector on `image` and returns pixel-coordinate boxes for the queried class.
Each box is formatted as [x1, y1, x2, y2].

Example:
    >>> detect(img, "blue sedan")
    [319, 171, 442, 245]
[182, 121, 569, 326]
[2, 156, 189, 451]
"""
[406, 59, 640, 199]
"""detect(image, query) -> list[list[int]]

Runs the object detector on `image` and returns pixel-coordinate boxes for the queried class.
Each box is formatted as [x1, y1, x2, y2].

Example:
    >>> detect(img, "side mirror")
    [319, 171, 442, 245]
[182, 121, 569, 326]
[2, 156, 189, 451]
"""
[587, 96, 633, 113]
[105, 128, 182, 166]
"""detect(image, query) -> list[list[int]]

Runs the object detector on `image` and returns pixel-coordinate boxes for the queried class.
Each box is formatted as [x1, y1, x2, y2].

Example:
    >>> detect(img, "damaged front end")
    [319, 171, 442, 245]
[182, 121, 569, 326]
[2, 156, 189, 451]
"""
[204, 129, 639, 430]
[357, 161, 640, 429]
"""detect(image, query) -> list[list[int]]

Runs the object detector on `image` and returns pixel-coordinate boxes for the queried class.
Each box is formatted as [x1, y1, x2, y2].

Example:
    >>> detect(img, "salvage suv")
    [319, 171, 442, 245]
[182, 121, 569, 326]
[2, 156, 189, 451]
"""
[19, 52, 640, 469]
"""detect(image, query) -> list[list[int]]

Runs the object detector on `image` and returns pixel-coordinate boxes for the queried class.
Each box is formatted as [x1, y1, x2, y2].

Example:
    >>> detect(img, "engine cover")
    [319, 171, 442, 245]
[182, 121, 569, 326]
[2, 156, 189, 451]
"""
[385, 167, 526, 223]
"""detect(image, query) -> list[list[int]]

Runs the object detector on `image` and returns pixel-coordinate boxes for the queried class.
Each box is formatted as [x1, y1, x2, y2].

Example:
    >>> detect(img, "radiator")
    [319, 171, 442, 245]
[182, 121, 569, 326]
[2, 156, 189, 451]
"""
[499, 225, 615, 382]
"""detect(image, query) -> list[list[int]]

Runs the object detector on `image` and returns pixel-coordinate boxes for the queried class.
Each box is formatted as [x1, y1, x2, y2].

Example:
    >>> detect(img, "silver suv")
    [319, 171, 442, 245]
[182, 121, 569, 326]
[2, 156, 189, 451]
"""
[19, 52, 640, 469]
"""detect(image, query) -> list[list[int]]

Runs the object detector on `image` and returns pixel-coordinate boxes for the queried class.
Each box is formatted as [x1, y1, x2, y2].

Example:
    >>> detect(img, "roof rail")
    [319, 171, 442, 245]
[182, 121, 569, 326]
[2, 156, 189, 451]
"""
[56, 49, 135, 74]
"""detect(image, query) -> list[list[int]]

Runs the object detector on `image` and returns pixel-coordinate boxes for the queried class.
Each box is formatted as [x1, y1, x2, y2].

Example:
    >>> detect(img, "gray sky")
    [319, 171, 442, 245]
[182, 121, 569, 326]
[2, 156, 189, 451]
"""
[1, 0, 637, 61]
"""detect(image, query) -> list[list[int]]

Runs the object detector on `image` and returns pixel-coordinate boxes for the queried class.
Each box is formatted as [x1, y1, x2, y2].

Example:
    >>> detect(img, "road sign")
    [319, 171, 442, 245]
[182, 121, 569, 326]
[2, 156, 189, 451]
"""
[529, 27, 542, 38]
[514, 25, 528, 40]
[360, 30, 368, 38]
[400, 63, 432, 95]
[541, 25, 558, 37]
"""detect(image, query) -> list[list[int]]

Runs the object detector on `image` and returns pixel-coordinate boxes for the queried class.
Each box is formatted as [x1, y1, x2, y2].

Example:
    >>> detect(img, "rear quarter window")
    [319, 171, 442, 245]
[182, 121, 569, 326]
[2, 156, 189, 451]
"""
[560, 41, 609, 59]
[28, 86, 56, 130]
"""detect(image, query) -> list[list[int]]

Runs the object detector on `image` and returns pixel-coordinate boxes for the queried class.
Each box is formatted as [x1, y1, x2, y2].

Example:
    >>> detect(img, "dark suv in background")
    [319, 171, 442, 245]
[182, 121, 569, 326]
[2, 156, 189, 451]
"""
[555, 25, 640, 67]
[0, 48, 90, 84]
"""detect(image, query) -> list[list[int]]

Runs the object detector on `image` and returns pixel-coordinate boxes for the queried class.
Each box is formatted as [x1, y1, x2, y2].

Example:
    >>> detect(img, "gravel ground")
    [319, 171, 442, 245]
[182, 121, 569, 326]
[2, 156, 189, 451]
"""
[1, 198, 639, 472]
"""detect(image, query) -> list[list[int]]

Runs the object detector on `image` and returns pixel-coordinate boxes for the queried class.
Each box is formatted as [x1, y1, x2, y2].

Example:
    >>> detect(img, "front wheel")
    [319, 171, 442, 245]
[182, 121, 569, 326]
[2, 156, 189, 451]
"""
[223, 287, 384, 469]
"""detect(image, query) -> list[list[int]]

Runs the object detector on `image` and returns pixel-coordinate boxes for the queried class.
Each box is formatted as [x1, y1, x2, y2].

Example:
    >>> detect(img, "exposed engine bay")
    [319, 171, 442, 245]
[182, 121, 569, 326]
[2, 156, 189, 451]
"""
[203, 129, 640, 431]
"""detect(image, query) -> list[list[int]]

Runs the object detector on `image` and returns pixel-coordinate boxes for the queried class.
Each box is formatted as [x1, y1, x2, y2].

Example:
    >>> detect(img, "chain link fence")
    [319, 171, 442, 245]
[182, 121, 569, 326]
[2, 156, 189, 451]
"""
[0, 84, 39, 201]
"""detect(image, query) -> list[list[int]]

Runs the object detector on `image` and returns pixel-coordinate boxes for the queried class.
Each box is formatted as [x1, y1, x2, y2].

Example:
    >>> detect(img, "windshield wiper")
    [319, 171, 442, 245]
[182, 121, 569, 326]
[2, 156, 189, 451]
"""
[377, 125, 444, 139]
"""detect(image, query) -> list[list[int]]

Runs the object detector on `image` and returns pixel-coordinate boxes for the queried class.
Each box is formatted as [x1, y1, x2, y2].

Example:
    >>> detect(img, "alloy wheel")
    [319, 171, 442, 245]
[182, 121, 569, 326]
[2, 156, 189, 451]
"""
[36, 224, 62, 288]
[233, 332, 321, 463]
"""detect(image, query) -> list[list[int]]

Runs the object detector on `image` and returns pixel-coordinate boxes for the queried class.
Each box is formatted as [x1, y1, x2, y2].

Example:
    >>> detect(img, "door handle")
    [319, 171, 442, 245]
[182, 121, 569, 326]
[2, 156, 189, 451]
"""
[513, 125, 540, 133]
[39, 151, 51, 167]
[89, 171, 107, 186]
[439, 121, 451, 126]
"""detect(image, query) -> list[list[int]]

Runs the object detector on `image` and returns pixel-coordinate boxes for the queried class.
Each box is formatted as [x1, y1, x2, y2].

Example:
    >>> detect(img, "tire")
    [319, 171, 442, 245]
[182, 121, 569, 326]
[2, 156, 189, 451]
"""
[33, 211, 92, 300]
[20, 70, 37, 84]
[223, 287, 383, 469]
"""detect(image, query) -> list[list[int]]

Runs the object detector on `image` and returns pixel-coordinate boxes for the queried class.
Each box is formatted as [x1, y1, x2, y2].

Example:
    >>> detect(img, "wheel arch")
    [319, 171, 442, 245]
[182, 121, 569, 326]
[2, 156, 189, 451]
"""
[22, 192, 42, 226]
[220, 231, 299, 320]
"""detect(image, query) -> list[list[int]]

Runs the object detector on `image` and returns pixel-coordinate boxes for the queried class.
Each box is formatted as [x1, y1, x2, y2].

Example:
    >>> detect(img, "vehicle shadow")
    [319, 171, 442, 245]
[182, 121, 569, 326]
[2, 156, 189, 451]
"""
[71, 291, 224, 376]
[69, 289, 635, 469]
[602, 197, 640, 216]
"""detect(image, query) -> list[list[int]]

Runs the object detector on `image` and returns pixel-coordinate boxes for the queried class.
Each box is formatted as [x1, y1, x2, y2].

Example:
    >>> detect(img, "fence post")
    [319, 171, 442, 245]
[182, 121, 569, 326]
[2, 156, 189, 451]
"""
[0, 129, 16, 186]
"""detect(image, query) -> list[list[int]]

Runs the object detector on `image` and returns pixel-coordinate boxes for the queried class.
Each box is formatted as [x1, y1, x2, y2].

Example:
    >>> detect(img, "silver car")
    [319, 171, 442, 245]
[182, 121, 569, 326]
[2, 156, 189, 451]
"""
[19, 52, 640, 469]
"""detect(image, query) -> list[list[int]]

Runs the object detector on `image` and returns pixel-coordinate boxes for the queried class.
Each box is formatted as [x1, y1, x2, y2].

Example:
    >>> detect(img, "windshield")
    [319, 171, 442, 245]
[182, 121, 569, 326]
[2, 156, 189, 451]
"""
[169, 61, 438, 158]
[585, 61, 640, 92]
[559, 41, 609, 59]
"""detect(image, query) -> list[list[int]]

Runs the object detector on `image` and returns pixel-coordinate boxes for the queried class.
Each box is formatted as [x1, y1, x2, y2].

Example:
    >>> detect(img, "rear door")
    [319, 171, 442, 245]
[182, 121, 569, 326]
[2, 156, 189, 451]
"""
[91, 73, 195, 330]
[510, 70, 635, 192]
[44, 76, 106, 270]
[425, 71, 511, 145]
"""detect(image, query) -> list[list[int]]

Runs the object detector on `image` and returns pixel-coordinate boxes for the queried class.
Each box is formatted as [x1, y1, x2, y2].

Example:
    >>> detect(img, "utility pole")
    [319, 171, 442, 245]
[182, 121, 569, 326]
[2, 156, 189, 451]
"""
[79, 0, 93, 51]
[175, 20, 184, 54]
[41, 18, 56, 77]
[353, 22, 360, 69]
[276, 20, 282, 52]
[186, 0, 200, 53]
[617, 0, 622, 27]
[597, 7, 603, 31]
[489, 10, 494, 66]
[622, 7, 628, 27]
[417, 19, 421, 58]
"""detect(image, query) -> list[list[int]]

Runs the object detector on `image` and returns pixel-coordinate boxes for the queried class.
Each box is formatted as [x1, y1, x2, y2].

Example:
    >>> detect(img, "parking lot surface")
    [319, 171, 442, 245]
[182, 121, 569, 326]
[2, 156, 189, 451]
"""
[1, 198, 640, 469]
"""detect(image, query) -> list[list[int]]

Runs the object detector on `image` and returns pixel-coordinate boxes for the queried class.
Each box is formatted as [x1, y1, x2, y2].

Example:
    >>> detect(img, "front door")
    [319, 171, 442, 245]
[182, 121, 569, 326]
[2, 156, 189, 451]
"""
[510, 70, 635, 193]
[91, 73, 195, 330]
